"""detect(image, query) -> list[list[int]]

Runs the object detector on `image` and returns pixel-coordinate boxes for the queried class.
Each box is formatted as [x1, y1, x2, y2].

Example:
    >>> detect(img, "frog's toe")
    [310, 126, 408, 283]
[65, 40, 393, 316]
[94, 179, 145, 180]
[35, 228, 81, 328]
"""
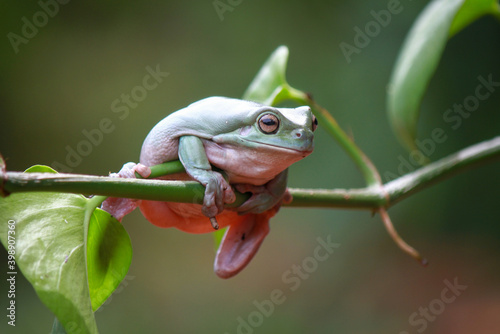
[202, 172, 232, 216]
[132, 163, 151, 178]
[102, 162, 143, 220]
[237, 193, 277, 215]
[234, 184, 265, 194]
[224, 186, 236, 204]
[110, 162, 151, 179]
[201, 193, 219, 218]
[111, 162, 138, 178]
[282, 189, 293, 204]
[102, 197, 138, 221]
[237, 202, 266, 215]
[213, 173, 234, 206]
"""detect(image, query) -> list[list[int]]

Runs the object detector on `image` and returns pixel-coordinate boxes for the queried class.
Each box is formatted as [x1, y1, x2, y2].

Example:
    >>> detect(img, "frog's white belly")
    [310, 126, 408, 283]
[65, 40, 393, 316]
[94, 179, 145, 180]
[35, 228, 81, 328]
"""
[202, 140, 307, 185]
[140, 135, 310, 186]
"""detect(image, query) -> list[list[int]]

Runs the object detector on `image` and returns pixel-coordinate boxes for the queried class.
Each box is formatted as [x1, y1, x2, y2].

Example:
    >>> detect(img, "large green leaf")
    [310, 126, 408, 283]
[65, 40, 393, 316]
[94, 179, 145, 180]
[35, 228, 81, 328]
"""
[387, 0, 499, 153]
[0, 165, 132, 333]
[243, 45, 290, 105]
[0, 189, 97, 333]
[87, 208, 132, 312]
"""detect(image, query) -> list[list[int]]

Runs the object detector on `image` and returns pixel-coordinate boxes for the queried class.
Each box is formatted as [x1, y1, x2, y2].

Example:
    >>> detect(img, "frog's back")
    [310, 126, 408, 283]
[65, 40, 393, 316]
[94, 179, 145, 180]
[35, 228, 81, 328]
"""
[140, 97, 263, 166]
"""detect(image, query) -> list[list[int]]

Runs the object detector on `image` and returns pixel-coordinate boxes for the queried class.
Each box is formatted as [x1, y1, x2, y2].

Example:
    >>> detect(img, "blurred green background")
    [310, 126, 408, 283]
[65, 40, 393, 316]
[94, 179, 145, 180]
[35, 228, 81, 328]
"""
[1, 1, 500, 333]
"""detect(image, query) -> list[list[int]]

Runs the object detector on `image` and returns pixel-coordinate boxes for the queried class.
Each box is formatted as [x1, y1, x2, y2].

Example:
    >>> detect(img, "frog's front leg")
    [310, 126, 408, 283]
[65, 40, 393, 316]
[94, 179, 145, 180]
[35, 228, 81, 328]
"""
[178, 136, 236, 228]
[234, 169, 289, 215]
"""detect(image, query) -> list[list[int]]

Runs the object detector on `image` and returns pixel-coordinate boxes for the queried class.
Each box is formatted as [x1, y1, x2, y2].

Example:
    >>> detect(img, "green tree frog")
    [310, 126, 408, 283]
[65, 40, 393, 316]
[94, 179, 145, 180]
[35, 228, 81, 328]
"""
[103, 96, 316, 278]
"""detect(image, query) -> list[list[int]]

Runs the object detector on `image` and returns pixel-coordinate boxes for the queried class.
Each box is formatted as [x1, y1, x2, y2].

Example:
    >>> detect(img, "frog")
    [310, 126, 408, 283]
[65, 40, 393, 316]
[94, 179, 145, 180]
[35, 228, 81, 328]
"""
[102, 96, 316, 278]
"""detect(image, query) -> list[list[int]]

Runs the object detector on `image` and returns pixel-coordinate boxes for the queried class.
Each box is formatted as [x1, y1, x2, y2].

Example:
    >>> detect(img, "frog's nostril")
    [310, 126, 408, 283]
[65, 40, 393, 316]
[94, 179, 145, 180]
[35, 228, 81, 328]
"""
[294, 129, 307, 138]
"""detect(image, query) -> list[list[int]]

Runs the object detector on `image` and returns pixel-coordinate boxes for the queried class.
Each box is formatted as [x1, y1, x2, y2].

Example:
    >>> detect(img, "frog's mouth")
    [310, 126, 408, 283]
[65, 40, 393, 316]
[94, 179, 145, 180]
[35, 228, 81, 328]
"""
[239, 127, 315, 153]
[243, 139, 314, 155]
[211, 135, 314, 155]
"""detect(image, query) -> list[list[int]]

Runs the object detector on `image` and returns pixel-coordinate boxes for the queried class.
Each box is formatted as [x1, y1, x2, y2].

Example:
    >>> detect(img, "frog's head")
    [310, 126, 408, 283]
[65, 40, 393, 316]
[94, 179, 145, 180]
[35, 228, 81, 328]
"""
[206, 103, 316, 184]
[172, 97, 316, 155]
[234, 105, 317, 155]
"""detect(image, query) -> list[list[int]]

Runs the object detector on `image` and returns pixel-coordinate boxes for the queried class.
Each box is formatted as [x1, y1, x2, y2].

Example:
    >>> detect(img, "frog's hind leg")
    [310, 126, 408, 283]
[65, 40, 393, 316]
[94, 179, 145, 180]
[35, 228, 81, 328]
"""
[139, 200, 232, 233]
[101, 162, 151, 221]
[213, 212, 272, 279]
[139, 200, 192, 229]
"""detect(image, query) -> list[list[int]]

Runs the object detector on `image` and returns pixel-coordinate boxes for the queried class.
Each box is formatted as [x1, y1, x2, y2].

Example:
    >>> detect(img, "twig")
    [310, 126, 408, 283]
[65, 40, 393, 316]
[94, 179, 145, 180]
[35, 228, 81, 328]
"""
[1, 136, 499, 210]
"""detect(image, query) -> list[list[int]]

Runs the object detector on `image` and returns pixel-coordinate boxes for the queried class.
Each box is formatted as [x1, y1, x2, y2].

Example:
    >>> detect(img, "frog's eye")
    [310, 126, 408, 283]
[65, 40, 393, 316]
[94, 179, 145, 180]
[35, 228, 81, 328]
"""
[258, 114, 279, 134]
[312, 116, 318, 132]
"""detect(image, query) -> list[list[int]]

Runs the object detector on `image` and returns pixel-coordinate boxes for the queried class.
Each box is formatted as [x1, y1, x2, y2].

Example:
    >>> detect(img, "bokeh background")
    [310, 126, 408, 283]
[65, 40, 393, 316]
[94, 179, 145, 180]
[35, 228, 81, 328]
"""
[1, 1, 500, 333]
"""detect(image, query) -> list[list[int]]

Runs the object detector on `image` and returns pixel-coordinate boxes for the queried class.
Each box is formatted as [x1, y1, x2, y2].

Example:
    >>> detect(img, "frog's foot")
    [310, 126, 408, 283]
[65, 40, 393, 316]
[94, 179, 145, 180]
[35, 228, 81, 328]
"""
[234, 184, 282, 215]
[101, 197, 138, 222]
[113, 162, 151, 179]
[214, 212, 271, 279]
[282, 188, 293, 204]
[101, 162, 151, 221]
[200, 172, 236, 229]
[132, 163, 151, 178]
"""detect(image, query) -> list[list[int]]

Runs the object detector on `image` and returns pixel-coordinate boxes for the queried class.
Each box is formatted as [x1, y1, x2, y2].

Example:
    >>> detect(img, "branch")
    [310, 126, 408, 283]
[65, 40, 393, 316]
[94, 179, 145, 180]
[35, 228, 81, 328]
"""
[289, 135, 500, 209]
[286, 86, 383, 187]
[385, 135, 500, 205]
[2, 136, 499, 210]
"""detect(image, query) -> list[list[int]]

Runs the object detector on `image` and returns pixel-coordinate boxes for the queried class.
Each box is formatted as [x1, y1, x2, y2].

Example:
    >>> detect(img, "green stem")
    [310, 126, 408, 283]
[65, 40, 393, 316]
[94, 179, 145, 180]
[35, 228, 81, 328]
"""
[384, 135, 500, 205]
[135, 160, 184, 179]
[0, 169, 250, 209]
[87, 195, 107, 209]
[2, 136, 499, 210]
[284, 85, 382, 187]
[285, 187, 383, 209]
[288, 136, 500, 208]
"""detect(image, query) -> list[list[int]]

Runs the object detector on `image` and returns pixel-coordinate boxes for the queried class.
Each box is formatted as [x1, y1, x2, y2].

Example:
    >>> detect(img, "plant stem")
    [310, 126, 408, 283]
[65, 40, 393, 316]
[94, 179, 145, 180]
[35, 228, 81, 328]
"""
[135, 160, 184, 179]
[289, 136, 500, 208]
[379, 208, 428, 266]
[284, 187, 383, 209]
[2, 136, 499, 210]
[285, 85, 383, 187]
[384, 135, 500, 205]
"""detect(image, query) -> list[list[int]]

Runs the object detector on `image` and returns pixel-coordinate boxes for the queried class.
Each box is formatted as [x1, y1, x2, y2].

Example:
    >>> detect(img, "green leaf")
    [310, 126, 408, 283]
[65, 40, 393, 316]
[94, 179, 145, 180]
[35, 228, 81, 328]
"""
[0, 166, 133, 333]
[243, 45, 290, 105]
[87, 208, 132, 311]
[24, 165, 58, 173]
[450, 0, 500, 37]
[387, 0, 496, 154]
[52, 318, 67, 334]
[0, 191, 98, 334]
